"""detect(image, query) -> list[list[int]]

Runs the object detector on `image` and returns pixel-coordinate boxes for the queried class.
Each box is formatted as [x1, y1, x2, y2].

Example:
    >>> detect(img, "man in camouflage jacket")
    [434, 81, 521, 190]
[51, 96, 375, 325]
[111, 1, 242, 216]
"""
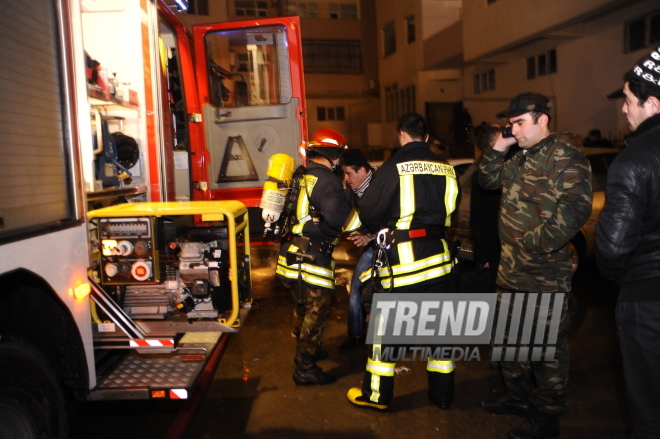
[478, 93, 592, 439]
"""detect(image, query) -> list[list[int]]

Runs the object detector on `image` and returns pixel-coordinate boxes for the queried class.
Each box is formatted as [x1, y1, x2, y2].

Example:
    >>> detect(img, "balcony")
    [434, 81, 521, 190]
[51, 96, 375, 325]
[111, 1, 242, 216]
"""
[424, 20, 463, 70]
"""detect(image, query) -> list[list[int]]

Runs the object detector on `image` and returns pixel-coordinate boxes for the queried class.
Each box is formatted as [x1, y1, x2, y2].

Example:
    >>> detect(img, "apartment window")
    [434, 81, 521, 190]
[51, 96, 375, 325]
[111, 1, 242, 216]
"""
[288, 1, 357, 19]
[317, 106, 345, 121]
[625, 10, 660, 53]
[407, 15, 416, 44]
[303, 40, 362, 74]
[288, 2, 319, 18]
[526, 49, 557, 80]
[334, 3, 358, 19]
[235, 0, 268, 17]
[474, 69, 495, 94]
[526, 56, 536, 80]
[385, 84, 415, 122]
[383, 21, 396, 58]
[188, 0, 209, 15]
[538, 53, 547, 76]
[548, 49, 557, 74]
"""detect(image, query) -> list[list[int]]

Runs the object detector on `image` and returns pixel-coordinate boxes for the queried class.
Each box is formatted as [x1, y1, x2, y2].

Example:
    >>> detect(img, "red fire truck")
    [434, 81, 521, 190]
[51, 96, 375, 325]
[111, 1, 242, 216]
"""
[0, 0, 306, 436]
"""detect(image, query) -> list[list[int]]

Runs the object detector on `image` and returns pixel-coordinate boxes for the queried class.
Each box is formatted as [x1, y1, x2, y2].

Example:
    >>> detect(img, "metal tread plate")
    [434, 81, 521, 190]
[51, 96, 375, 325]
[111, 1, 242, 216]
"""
[92, 333, 223, 399]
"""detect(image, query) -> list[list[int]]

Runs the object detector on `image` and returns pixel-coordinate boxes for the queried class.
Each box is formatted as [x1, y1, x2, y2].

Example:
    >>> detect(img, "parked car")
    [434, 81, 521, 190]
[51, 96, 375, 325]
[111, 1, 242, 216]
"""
[447, 148, 620, 273]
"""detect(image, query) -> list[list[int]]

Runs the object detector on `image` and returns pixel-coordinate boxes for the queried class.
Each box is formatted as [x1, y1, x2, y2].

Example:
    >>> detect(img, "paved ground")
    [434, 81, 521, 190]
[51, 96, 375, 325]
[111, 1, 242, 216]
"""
[183, 245, 630, 439]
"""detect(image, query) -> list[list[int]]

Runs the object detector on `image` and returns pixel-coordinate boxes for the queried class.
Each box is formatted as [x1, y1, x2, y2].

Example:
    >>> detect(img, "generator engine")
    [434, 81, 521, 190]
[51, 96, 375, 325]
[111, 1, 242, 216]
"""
[95, 216, 239, 320]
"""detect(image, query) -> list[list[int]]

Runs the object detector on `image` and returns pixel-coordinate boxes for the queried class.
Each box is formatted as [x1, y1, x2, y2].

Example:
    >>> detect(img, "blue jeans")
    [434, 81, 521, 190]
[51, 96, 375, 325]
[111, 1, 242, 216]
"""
[348, 246, 374, 337]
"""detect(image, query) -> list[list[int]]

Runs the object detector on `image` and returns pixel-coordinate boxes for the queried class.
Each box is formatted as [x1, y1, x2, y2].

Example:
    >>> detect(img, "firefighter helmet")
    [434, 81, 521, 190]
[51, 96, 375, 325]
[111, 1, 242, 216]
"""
[303, 128, 347, 161]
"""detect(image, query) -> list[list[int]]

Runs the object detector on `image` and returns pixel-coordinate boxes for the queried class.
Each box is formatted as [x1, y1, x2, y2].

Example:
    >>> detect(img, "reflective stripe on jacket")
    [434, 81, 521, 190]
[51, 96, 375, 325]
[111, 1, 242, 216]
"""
[275, 161, 351, 292]
[357, 142, 459, 290]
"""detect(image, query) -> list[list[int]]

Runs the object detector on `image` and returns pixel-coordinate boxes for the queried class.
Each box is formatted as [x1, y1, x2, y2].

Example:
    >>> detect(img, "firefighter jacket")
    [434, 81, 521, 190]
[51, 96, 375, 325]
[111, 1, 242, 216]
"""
[276, 161, 351, 292]
[479, 133, 592, 294]
[356, 141, 459, 290]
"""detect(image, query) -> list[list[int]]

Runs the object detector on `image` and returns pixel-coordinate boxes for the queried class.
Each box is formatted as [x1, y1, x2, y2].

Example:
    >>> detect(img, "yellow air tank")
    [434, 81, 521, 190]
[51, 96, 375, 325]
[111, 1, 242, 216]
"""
[260, 154, 295, 235]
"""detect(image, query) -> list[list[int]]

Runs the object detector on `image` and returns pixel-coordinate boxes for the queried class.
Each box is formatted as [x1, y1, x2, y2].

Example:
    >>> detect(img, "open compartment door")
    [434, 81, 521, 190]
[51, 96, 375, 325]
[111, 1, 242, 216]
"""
[191, 17, 307, 207]
[157, 2, 204, 202]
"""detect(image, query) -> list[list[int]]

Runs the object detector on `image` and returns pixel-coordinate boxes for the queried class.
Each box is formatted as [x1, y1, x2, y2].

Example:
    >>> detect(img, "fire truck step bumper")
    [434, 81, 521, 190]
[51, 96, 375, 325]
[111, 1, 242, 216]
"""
[87, 332, 223, 401]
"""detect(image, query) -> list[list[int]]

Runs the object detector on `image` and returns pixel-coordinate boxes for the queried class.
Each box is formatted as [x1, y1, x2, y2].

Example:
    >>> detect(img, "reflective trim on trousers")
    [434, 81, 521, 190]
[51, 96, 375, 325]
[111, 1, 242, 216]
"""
[371, 374, 381, 403]
[366, 358, 396, 376]
[427, 359, 455, 373]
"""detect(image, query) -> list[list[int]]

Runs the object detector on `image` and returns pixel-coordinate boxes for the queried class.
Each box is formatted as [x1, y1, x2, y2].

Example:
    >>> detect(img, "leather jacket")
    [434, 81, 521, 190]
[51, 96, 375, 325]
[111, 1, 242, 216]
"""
[596, 113, 660, 291]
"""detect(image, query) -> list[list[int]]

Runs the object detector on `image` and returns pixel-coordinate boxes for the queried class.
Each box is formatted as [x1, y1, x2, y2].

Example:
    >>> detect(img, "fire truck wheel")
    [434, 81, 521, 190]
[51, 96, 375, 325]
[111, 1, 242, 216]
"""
[0, 336, 68, 439]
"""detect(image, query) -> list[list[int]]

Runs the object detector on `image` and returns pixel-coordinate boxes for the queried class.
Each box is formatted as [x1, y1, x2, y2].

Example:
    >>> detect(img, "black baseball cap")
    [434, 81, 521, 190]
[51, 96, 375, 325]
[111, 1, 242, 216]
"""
[496, 92, 552, 119]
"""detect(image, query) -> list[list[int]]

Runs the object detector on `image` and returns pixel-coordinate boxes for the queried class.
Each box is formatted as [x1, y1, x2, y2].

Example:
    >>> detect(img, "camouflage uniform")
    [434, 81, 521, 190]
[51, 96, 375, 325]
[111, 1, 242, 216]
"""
[479, 133, 592, 415]
[291, 287, 332, 354]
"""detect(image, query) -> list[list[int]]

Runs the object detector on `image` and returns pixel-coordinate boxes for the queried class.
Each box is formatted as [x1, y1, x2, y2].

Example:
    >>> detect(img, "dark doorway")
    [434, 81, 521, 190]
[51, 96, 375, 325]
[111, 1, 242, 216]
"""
[426, 102, 474, 158]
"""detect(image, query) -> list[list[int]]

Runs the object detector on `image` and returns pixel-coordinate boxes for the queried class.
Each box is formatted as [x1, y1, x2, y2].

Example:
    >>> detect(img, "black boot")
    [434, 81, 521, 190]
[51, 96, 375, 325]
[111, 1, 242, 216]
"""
[482, 393, 531, 416]
[293, 351, 336, 386]
[427, 369, 454, 409]
[507, 407, 559, 439]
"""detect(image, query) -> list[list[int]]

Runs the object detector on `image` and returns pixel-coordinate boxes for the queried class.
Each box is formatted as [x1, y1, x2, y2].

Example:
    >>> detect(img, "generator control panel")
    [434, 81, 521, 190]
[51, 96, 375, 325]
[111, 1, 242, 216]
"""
[98, 217, 159, 285]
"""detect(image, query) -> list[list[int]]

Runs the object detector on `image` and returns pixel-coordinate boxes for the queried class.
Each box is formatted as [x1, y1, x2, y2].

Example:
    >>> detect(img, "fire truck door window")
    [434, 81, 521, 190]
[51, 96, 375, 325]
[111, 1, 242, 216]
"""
[205, 26, 292, 108]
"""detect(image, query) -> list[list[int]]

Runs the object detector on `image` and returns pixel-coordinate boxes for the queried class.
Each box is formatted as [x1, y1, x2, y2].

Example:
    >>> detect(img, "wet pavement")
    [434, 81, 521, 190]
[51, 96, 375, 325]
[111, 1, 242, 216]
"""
[182, 245, 630, 439]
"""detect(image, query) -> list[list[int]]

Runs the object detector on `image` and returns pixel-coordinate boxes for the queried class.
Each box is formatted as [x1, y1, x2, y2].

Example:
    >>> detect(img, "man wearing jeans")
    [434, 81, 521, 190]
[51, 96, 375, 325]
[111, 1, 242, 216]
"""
[338, 149, 374, 350]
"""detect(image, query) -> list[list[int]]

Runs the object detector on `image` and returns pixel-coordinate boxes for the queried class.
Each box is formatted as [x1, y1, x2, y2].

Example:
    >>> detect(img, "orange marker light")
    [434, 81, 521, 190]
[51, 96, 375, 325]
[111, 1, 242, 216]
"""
[151, 390, 166, 398]
[73, 283, 91, 299]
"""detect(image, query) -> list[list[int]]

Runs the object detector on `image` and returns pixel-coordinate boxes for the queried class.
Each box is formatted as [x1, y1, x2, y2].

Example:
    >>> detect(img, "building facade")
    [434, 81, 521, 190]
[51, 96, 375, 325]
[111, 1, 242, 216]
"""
[373, 0, 465, 154]
[462, 0, 658, 146]
[166, 0, 660, 155]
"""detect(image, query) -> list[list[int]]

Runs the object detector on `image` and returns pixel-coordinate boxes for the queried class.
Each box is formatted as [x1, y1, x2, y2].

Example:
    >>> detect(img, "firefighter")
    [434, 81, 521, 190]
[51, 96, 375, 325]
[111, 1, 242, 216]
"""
[346, 113, 459, 409]
[275, 128, 352, 386]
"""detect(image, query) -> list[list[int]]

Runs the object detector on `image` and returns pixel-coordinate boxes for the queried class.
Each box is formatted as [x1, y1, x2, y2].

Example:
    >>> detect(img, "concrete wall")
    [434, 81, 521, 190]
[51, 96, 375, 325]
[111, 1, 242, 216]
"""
[462, 0, 658, 143]
[463, 0, 631, 62]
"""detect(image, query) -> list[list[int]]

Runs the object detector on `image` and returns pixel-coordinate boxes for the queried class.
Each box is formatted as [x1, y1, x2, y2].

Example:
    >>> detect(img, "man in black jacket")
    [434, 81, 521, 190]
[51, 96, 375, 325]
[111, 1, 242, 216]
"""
[596, 47, 660, 438]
